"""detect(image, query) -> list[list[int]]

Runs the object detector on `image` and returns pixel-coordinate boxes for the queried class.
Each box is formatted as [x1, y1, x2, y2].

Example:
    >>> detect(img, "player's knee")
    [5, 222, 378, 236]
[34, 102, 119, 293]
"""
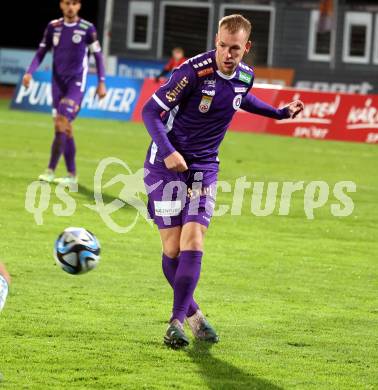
[54, 115, 69, 133]
[66, 124, 73, 138]
[180, 236, 203, 251]
[162, 243, 180, 259]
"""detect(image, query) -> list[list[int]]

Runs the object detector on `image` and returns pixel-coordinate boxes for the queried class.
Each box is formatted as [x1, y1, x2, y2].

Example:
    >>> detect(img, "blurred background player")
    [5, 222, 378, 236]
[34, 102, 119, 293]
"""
[155, 47, 186, 82]
[143, 14, 304, 348]
[0, 263, 10, 312]
[22, 0, 106, 185]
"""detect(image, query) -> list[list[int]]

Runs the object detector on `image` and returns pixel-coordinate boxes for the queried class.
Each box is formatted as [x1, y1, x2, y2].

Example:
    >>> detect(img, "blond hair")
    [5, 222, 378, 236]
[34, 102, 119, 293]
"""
[218, 14, 252, 38]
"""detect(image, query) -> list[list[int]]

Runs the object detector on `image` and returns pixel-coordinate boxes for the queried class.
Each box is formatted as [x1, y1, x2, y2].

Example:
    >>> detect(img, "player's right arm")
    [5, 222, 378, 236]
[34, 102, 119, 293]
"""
[23, 23, 53, 88]
[0, 263, 10, 312]
[142, 62, 196, 172]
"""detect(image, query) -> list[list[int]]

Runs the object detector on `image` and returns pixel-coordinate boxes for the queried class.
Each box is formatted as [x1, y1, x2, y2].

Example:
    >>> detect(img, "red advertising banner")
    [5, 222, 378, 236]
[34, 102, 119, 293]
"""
[133, 80, 378, 144]
[269, 89, 378, 144]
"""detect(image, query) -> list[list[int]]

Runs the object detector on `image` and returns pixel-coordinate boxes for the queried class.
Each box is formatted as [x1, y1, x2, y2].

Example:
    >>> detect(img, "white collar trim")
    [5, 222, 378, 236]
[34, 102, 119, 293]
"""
[64, 22, 77, 27]
[216, 70, 236, 80]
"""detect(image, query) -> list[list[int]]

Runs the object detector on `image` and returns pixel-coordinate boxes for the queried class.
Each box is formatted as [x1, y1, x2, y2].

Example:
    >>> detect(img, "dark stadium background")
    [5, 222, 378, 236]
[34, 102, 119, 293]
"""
[1, 0, 101, 49]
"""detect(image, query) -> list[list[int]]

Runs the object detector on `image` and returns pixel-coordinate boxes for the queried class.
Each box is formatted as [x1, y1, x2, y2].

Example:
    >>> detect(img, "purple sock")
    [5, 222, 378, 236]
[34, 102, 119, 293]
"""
[162, 254, 199, 318]
[171, 250, 202, 323]
[64, 137, 76, 175]
[48, 132, 67, 171]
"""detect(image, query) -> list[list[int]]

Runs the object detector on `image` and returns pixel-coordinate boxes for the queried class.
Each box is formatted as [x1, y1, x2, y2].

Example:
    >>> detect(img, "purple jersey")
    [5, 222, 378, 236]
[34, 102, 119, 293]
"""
[146, 50, 255, 171]
[27, 18, 105, 82]
[142, 50, 291, 229]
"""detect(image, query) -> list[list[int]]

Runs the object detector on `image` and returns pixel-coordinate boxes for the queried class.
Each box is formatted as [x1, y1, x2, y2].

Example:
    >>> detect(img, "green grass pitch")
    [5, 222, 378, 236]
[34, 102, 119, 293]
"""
[0, 99, 377, 389]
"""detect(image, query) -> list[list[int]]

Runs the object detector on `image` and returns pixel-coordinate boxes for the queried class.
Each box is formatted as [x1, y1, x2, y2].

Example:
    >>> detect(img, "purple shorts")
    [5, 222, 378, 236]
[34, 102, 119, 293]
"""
[52, 74, 86, 122]
[144, 160, 218, 229]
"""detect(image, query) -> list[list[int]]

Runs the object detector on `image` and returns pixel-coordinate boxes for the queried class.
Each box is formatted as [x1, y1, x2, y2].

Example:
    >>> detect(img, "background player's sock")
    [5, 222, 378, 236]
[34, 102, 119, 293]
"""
[162, 254, 199, 317]
[48, 132, 67, 171]
[171, 250, 202, 323]
[64, 136, 76, 176]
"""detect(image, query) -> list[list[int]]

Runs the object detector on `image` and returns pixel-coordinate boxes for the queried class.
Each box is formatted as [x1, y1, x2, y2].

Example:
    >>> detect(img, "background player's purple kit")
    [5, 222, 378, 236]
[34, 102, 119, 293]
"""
[27, 17, 105, 122]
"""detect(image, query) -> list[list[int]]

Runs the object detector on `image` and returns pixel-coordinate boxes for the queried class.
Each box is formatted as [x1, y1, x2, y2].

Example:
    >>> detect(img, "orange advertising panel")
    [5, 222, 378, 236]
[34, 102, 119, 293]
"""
[253, 67, 295, 86]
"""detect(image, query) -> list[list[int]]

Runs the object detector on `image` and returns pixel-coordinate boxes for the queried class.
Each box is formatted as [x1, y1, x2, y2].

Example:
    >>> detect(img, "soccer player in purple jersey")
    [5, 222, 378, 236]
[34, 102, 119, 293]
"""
[23, 0, 106, 185]
[142, 15, 304, 348]
[0, 263, 10, 312]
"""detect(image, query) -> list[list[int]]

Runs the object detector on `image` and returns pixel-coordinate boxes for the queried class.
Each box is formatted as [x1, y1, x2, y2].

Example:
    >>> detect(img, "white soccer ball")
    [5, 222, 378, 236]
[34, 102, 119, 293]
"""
[54, 227, 101, 275]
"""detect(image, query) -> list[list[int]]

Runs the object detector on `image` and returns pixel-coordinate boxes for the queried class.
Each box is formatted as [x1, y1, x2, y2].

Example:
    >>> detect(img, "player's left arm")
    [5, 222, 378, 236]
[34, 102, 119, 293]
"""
[240, 93, 304, 120]
[87, 25, 106, 98]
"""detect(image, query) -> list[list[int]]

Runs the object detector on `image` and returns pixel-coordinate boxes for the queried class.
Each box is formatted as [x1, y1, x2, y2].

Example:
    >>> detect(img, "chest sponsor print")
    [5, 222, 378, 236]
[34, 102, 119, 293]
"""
[201, 89, 215, 96]
[73, 29, 86, 35]
[204, 79, 216, 87]
[234, 87, 248, 93]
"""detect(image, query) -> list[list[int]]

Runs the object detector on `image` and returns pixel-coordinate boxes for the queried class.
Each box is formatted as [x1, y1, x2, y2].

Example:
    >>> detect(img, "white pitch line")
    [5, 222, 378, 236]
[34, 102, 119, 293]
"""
[0, 118, 51, 129]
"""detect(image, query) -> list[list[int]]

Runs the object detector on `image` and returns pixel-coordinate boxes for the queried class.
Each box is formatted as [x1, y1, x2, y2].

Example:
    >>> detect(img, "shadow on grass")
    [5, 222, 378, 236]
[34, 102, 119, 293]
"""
[186, 340, 282, 390]
[77, 183, 129, 207]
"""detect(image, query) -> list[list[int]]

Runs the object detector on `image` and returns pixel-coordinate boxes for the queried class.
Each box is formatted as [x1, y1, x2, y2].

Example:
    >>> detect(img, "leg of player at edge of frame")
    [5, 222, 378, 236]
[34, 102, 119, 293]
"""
[160, 221, 219, 349]
[0, 262, 11, 313]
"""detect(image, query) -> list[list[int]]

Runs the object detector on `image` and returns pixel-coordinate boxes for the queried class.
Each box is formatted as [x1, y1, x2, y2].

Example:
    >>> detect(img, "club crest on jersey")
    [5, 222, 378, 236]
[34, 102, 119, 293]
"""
[72, 34, 82, 44]
[53, 33, 61, 46]
[233, 94, 243, 110]
[199, 95, 213, 113]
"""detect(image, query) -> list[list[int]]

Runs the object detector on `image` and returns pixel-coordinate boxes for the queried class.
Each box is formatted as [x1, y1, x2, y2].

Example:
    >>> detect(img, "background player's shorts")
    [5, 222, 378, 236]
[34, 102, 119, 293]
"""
[144, 160, 218, 229]
[52, 74, 86, 122]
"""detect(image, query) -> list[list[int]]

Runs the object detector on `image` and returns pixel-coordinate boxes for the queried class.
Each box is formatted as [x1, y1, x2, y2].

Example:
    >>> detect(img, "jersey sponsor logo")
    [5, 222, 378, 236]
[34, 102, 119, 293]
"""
[201, 89, 215, 96]
[72, 34, 82, 44]
[73, 29, 86, 35]
[204, 79, 216, 87]
[154, 200, 182, 217]
[53, 33, 61, 46]
[197, 67, 214, 77]
[165, 76, 189, 103]
[79, 22, 89, 30]
[233, 94, 242, 110]
[234, 87, 248, 93]
[239, 71, 252, 84]
[199, 95, 213, 113]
